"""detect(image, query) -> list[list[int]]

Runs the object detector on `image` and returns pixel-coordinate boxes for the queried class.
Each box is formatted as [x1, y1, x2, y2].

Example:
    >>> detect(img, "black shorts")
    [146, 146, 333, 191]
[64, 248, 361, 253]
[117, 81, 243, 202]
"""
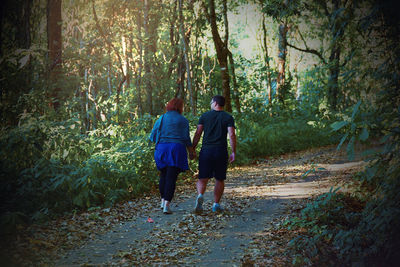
[198, 146, 228, 181]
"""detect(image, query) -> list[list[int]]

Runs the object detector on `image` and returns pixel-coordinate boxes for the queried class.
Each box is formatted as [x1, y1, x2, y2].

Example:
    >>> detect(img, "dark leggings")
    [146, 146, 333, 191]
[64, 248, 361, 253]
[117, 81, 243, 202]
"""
[159, 166, 181, 202]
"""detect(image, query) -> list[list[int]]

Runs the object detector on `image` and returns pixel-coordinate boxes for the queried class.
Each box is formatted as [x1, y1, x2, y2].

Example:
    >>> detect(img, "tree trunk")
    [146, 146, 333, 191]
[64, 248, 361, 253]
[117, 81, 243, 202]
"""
[143, 0, 153, 115]
[328, 43, 340, 110]
[276, 22, 288, 103]
[327, 0, 342, 111]
[167, 1, 179, 78]
[135, 10, 143, 116]
[47, 0, 62, 110]
[22, 0, 32, 50]
[175, 59, 185, 98]
[262, 12, 272, 105]
[228, 51, 241, 113]
[204, 0, 232, 112]
[178, 0, 195, 114]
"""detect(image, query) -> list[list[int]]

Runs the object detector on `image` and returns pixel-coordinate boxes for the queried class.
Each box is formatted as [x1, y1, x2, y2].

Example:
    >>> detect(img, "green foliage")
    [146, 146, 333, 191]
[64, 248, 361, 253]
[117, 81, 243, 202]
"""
[0, 114, 158, 233]
[235, 110, 336, 164]
[285, 188, 362, 265]
[330, 100, 375, 160]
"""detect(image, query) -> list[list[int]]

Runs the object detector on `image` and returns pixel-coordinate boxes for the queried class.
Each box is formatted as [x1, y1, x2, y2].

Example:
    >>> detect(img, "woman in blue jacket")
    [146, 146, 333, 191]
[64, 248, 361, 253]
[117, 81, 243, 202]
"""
[149, 98, 194, 214]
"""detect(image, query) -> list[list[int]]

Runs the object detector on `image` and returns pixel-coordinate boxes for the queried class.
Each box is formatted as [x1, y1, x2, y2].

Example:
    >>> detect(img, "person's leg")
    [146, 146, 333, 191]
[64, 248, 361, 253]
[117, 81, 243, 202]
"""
[163, 166, 180, 213]
[195, 148, 213, 212]
[194, 178, 208, 212]
[213, 179, 225, 203]
[159, 168, 167, 208]
[212, 148, 228, 211]
[196, 178, 209, 195]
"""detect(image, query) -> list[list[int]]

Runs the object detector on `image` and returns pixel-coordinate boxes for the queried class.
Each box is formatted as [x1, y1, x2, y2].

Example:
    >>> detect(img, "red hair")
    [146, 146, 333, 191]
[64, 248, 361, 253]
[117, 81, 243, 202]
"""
[165, 98, 184, 114]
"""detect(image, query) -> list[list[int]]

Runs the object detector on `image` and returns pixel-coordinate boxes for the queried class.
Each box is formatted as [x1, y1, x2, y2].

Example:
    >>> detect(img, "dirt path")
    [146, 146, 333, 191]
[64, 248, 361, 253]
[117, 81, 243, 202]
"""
[1, 145, 371, 266]
[53, 145, 367, 266]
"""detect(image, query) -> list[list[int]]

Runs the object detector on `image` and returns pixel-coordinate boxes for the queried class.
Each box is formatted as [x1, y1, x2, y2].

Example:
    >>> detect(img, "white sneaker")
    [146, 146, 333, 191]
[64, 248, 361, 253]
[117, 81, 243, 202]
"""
[163, 205, 172, 214]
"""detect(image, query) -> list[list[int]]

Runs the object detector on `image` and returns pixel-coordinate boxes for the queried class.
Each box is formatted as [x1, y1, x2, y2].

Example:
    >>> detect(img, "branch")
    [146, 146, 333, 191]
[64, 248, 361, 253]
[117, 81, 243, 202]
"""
[222, 0, 229, 46]
[287, 42, 327, 64]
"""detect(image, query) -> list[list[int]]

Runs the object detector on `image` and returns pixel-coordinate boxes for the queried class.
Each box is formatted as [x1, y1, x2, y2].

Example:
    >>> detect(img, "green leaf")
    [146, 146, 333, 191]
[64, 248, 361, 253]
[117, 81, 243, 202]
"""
[359, 127, 369, 141]
[347, 136, 355, 161]
[337, 132, 349, 151]
[63, 149, 69, 159]
[350, 122, 356, 133]
[330, 121, 349, 131]
[351, 100, 362, 120]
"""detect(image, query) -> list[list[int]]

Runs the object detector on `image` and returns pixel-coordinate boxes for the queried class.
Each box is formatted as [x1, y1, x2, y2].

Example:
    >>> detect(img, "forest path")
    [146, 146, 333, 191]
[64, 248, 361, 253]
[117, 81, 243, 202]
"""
[2, 145, 370, 266]
[54, 145, 367, 266]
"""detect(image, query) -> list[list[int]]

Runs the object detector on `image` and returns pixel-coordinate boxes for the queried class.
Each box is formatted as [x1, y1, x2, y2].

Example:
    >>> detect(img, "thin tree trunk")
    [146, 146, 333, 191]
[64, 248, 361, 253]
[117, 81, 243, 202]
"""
[47, 0, 62, 110]
[262, 12, 272, 105]
[135, 10, 143, 116]
[192, 18, 202, 112]
[228, 51, 241, 113]
[328, 44, 340, 110]
[328, 0, 341, 111]
[276, 22, 288, 103]
[167, 1, 179, 78]
[178, 0, 195, 114]
[143, 0, 153, 115]
[203, 0, 232, 112]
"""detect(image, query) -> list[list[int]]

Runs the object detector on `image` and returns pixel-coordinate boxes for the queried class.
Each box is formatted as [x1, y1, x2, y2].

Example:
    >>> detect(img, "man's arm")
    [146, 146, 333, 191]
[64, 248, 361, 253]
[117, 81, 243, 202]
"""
[192, 124, 204, 150]
[228, 126, 236, 163]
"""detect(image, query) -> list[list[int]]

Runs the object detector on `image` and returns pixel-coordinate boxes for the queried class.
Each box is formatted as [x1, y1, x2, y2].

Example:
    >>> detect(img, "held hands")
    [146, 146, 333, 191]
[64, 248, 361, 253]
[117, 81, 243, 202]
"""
[188, 147, 196, 160]
[229, 152, 235, 163]
[189, 150, 196, 160]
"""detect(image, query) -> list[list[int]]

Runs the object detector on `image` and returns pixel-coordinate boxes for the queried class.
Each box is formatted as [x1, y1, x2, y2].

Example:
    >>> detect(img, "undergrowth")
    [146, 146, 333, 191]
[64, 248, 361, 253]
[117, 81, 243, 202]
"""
[285, 116, 400, 266]
[0, 110, 333, 232]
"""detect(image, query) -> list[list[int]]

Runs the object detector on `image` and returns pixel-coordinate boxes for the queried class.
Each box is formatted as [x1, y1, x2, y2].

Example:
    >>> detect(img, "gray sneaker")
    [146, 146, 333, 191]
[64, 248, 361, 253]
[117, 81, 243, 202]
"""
[194, 194, 204, 212]
[163, 205, 172, 214]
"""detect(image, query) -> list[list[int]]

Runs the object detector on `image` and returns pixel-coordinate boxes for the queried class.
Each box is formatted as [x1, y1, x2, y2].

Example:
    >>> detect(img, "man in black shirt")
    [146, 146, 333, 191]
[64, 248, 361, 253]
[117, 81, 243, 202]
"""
[192, 95, 236, 212]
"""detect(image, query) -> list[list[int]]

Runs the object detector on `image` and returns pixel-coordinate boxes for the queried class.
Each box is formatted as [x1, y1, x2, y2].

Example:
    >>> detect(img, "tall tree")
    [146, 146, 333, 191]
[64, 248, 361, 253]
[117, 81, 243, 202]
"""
[143, 0, 153, 115]
[178, 0, 196, 114]
[142, 0, 160, 115]
[202, 0, 232, 112]
[135, 6, 144, 116]
[276, 21, 288, 103]
[287, 0, 353, 110]
[47, 0, 62, 110]
[262, 0, 299, 104]
[261, 11, 273, 105]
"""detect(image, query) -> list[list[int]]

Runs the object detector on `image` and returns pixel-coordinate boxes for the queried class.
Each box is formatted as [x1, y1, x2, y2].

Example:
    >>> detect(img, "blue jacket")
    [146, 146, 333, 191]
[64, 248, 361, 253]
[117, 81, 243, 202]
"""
[149, 111, 192, 147]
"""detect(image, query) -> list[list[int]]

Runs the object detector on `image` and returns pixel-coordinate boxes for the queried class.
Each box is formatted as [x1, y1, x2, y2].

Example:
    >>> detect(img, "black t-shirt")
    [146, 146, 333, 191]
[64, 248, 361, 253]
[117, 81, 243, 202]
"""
[198, 110, 235, 148]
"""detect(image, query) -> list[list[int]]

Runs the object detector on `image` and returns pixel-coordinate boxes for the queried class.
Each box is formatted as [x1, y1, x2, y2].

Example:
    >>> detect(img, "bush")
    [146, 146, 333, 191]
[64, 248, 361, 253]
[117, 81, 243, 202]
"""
[0, 114, 158, 232]
[235, 111, 336, 164]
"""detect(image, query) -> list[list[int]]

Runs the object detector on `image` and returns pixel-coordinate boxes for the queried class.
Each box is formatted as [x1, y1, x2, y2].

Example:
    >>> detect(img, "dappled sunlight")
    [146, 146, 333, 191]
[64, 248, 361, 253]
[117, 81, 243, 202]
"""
[227, 178, 335, 199]
[319, 160, 367, 172]
[226, 158, 367, 199]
